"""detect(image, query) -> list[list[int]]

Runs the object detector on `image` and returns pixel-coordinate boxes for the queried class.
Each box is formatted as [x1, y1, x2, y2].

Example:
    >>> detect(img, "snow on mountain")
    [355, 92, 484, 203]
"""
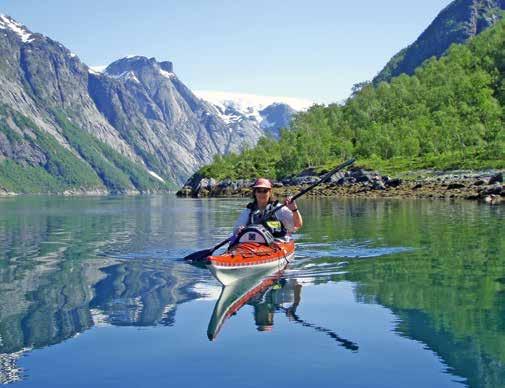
[0, 14, 33, 42]
[148, 170, 165, 183]
[159, 68, 175, 80]
[195, 90, 313, 111]
[105, 70, 141, 83]
[89, 65, 107, 74]
[194, 90, 313, 137]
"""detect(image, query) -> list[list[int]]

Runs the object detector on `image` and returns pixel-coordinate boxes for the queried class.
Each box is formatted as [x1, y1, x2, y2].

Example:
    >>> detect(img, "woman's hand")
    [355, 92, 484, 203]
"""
[234, 225, 245, 235]
[285, 196, 303, 230]
[284, 196, 297, 212]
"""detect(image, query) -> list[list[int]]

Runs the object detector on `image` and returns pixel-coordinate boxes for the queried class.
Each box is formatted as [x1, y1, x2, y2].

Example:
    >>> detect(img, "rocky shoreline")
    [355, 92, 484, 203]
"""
[176, 168, 505, 204]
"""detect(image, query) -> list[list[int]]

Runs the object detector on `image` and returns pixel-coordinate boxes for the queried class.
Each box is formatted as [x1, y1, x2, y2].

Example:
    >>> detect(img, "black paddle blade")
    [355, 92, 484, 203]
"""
[183, 249, 212, 263]
[184, 237, 232, 263]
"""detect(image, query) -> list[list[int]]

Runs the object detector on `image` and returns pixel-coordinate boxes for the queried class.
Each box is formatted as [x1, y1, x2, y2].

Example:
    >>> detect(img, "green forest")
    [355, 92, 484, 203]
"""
[200, 19, 505, 180]
[0, 106, 172, 193]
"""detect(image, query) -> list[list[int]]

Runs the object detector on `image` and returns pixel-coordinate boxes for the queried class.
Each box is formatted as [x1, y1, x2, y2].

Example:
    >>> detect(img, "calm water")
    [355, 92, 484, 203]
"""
[0, 195, 503, 388]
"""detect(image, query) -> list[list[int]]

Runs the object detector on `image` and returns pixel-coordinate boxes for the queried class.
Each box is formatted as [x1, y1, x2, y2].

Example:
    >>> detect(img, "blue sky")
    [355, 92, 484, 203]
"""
[1, 0, 453, 104]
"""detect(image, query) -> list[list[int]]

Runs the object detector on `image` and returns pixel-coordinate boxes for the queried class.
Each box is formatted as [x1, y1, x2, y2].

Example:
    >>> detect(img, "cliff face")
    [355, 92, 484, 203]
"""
[374, 0, 505, 84]
[0, 15, 301, 192]
[0, 15, 166, 193]
[88, 56, 234, 185]
[0, 16, 137, 158]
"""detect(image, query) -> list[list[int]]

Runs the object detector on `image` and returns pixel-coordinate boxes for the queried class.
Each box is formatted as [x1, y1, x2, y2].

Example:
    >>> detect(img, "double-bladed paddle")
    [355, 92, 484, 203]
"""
[183, 157, 356, 263]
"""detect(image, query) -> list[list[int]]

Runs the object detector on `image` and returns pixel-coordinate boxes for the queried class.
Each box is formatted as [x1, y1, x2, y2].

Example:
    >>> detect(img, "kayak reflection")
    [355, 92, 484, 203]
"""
[207, 268, 359, 352]
[207, 265, 283, 340]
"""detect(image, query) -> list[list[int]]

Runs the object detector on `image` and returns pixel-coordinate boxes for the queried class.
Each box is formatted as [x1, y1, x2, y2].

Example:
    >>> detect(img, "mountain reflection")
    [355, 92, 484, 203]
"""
[90, 261, 199, 327]
[0, 258, 205, 347]
[0, 349, 26, 384]
[0, 255, 207, 384]
[0, 196, 503, 387]
[0, 195, 240, 383]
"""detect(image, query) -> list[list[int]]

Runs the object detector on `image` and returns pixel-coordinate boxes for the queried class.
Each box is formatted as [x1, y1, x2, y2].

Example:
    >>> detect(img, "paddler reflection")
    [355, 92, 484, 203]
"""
[250, 278, 301, 332]
[207, 272, 359, 352]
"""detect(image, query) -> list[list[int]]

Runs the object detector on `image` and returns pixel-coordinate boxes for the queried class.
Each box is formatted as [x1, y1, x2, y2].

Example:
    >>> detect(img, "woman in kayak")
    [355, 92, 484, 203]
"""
[233, 178, 303, 238]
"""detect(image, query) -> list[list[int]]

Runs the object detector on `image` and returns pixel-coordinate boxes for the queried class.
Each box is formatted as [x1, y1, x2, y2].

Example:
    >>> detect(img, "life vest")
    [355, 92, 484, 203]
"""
[246, 201, 287, 238]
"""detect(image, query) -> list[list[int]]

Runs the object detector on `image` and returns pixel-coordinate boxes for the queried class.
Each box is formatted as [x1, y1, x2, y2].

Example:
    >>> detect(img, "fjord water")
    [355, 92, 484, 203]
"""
[0, 196, 503, 388]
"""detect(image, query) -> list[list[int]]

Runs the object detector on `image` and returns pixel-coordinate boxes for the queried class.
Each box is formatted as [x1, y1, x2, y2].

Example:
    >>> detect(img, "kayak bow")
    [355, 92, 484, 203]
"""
[207, 238, 295, 286]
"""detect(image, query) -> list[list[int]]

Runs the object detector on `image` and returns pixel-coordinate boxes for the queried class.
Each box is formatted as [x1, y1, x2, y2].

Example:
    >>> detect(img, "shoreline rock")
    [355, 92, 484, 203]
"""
[176, 169, 505, 204]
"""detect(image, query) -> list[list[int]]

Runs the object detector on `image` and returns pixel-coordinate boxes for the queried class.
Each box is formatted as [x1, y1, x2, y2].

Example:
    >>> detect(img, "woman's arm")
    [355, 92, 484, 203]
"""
[291, 207, 303, 230]
[284, 197, 303, 231]
[233, 208, 250, 234]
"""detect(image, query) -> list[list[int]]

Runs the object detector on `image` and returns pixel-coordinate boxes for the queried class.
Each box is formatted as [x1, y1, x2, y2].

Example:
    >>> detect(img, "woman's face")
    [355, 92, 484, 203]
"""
[254, 188, 271, 205]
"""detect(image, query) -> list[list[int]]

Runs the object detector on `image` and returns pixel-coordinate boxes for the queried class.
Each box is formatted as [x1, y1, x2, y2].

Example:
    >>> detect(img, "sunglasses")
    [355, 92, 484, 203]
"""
[254, 188, 270, 193]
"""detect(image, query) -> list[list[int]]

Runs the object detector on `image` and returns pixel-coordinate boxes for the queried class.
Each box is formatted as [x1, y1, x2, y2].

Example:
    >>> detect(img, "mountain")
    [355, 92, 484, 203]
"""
[374, 0, 505, 84]
[87, 55, 235, 185]
[195, 91, 312, 139]
[0, 15, 162, 194]
[0, 15, 303, 193]
[195, 16, 505, 180]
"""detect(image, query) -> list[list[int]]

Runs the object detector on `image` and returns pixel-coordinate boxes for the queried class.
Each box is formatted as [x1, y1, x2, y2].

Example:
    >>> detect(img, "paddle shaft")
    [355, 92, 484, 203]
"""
[211, 238, 231, 252]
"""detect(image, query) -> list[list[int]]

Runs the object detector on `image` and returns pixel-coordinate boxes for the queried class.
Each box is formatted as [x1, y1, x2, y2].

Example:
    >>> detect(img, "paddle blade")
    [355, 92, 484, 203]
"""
[183, 249, 212, 263]
[183, 237, 231, 263]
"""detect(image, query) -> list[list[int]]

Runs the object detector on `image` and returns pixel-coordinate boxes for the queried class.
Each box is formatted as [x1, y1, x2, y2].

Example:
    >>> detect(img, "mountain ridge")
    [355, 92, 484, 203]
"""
[374, 0, 505, 84]
[0, 15, 302, 193]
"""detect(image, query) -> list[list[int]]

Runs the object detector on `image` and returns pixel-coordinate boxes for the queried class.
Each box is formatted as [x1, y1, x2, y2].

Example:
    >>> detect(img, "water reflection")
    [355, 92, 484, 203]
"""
[0, 196, 503, 387]
[0, 349, 27, 384]
[0, 196, 238, 383]
[207, 266, 284, 340]
[206, 264, 359, 352]
[268, 279, 359, 352]
[90, 261, 199, 327]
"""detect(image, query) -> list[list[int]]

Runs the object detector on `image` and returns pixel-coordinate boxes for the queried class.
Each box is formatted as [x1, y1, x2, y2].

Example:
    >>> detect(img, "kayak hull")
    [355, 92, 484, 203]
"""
[207, 240, 295, 286]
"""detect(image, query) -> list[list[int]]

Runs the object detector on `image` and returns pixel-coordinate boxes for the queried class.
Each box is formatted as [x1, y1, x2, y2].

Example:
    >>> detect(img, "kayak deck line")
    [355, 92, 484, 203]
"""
[208, 241, 294, 265]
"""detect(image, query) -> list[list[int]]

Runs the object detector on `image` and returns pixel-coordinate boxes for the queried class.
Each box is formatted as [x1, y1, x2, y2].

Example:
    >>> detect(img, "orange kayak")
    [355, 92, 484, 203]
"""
[207, 239, 295, 286]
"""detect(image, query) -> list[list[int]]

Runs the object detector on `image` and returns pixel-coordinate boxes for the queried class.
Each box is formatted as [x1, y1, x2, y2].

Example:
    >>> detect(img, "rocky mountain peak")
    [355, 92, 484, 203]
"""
[0, 14, 34, 43]
[104, 56, 174, 79]
[195, 91, 310, 139]
[159, 61, 173, 72]
[259, 103, 296, 138]
[373, 0, 505, 83]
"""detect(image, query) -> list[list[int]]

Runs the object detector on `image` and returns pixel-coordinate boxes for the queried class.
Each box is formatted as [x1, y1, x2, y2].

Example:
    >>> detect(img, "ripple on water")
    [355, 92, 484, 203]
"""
[287, 240, 414, 280]
[296, 240, 414, 259]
